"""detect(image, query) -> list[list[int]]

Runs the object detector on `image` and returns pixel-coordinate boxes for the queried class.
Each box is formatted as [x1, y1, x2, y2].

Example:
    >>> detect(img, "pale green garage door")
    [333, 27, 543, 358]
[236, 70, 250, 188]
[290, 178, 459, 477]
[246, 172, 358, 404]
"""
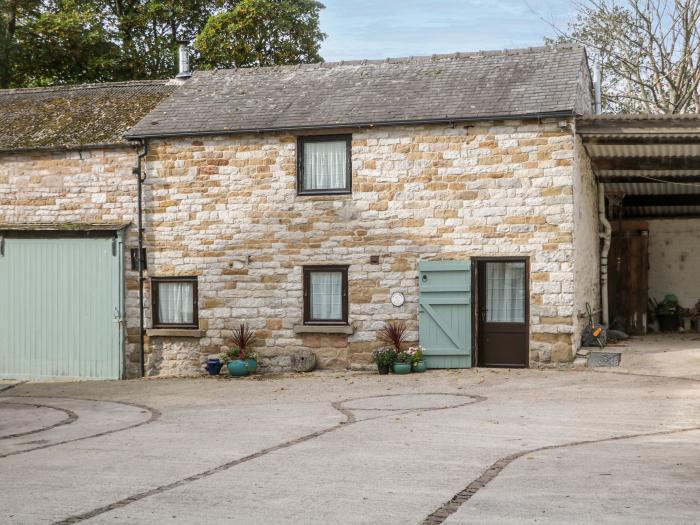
[0, 234, 124, 380]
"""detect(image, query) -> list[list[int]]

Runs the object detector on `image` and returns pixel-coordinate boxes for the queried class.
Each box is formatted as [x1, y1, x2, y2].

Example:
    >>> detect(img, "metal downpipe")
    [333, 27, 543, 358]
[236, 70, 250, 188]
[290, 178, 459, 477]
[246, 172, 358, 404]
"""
[599, 183, 611, 326]
[136, 141, 148, 377]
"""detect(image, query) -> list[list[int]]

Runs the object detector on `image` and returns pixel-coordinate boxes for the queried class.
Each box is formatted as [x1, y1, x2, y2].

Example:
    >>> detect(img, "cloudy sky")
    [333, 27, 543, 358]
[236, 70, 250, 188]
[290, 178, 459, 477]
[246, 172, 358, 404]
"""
[319, 0, 576, 61]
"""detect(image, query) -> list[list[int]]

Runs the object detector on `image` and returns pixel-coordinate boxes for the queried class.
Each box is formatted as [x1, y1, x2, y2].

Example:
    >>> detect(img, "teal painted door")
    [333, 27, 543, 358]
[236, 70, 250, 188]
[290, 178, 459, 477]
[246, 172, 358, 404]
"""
[0, 236, 123, 380]
[418, 260, 472, 368]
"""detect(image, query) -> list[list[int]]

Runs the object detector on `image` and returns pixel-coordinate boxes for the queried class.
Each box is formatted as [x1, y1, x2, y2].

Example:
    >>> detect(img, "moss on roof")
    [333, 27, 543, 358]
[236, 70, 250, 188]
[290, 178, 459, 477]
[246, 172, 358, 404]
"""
[0, 80, 178, 152]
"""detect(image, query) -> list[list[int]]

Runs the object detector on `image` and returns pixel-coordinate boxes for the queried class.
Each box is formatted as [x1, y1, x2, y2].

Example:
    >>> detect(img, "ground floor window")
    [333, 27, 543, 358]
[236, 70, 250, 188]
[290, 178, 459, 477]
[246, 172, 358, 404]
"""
[151, 277, 198, 328]
[303, 265, 348, 324]
[485, 261, 526, 323]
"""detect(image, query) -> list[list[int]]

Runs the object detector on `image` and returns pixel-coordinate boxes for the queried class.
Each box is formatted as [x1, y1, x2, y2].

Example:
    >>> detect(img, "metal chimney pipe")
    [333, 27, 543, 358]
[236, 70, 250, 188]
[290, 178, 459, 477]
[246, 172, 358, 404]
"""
[593, 60, 602, 114]
[176, 41, 191, 79]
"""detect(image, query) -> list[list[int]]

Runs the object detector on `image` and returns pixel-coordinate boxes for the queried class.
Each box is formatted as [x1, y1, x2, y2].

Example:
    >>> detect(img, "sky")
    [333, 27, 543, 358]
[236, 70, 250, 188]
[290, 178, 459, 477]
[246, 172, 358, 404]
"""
[319, 0, 577, 62]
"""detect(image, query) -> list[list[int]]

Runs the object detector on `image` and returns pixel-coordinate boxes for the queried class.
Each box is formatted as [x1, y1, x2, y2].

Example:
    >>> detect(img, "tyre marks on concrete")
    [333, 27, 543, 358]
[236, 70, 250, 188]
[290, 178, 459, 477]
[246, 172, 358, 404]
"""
[0, 401, 78, 440]
[422, 373, 700, 525]
[0, 396, 160, 459]
[51, 393, 485, 525]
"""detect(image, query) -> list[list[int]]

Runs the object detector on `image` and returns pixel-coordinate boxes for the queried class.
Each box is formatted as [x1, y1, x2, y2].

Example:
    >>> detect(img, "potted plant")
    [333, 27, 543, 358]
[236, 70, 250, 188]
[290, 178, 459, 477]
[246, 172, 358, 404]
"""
[232, 323, 258, 372]
[408, 345, 426, 372]
[372, 347, 396, 375]
[205, 357, 223, 376]
[393, 350, 412, 374]
[222, 323, 258, 377]
[378, 321, 410, 374]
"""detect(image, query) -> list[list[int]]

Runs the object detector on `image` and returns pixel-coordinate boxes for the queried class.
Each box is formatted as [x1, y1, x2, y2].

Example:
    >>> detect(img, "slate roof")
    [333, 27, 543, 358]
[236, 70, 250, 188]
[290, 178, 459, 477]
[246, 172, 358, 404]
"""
[0, 80, 177, 152]
[127, 45, 591, 139]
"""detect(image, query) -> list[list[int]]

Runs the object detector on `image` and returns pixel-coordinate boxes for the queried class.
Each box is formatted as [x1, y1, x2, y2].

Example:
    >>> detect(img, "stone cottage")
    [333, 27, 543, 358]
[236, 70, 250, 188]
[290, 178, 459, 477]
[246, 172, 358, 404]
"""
[0, 44, 601, 379]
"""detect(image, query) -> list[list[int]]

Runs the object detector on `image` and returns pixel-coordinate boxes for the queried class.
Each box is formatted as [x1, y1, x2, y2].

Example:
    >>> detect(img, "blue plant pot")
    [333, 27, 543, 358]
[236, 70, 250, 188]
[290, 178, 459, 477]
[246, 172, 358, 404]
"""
[246, 357, 257, 373]
[227, 360, 249, 377]
[412, 361, 427, 373]
[206, 358, 223, 376]
[392, 362, 412, 375]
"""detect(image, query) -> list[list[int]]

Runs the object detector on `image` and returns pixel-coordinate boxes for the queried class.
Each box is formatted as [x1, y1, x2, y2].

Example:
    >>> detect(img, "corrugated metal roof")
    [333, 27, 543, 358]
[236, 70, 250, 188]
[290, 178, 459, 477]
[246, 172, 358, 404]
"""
[607, 182, 700, 196]
[623, 205, 700, 217]
[587, 143, 700, 158]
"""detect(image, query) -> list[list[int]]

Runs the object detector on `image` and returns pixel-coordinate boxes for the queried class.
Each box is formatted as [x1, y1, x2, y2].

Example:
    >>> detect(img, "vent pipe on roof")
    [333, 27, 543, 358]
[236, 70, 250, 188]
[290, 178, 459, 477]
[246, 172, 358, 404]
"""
[593, 60, 602, 114]
[176, 40, 191, 79]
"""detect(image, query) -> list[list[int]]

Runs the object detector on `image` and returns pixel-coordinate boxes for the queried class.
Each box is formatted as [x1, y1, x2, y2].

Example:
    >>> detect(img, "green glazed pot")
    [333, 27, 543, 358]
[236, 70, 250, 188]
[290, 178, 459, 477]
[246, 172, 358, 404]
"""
[246, 357, 257, 373]
[412, 361, 427, 373]
[392, 362, 412, 375]
[227, 360, 249, 377]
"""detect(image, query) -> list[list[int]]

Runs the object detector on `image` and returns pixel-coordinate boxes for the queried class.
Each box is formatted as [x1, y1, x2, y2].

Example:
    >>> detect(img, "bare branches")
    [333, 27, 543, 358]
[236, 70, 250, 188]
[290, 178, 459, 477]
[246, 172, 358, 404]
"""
[554, 0, 700, 113]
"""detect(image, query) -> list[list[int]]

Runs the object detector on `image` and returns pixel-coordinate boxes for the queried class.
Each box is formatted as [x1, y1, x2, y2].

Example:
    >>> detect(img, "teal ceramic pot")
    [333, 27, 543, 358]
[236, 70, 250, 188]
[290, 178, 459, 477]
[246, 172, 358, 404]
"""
[227, 360, 249, 377]
[392, 362, 412, 375]
[412, 361, 427, 373]
[245, 358, 257, 373]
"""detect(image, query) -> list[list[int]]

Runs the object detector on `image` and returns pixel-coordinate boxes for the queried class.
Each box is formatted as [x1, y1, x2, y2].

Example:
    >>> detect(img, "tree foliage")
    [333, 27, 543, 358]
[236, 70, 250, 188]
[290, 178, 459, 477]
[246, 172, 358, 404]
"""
[550, 0, 700, 114]
[0, 0, 325, 88]
[195, 0, 324, 68]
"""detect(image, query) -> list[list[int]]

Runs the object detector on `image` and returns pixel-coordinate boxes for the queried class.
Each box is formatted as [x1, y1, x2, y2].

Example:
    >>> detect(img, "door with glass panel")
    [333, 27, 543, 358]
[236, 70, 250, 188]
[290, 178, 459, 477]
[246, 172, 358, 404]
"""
[477, 259, 529, 368]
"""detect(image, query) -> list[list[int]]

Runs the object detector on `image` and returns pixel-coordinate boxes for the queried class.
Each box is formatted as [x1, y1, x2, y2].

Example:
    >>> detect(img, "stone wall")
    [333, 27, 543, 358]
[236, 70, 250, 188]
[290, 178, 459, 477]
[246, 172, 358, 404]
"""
[572, 135, 601, 351]
[0, 146, 143, 377]
[142, 119, 582, 373]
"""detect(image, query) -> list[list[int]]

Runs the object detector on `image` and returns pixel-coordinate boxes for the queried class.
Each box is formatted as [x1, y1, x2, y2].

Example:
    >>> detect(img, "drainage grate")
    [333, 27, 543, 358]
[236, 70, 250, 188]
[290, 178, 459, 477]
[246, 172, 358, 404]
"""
[588, 351, 621, 367]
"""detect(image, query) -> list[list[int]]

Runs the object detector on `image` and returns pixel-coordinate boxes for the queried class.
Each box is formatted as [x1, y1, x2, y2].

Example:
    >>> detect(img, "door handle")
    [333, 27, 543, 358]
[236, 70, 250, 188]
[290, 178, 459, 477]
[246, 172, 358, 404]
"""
[478, 308, 488, 321]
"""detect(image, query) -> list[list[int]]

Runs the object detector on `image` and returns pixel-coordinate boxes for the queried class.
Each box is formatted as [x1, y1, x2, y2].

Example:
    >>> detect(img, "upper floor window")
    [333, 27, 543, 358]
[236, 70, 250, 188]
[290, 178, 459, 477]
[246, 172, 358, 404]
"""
[297, 135, 351, 195]
[151, 277, 198, 329]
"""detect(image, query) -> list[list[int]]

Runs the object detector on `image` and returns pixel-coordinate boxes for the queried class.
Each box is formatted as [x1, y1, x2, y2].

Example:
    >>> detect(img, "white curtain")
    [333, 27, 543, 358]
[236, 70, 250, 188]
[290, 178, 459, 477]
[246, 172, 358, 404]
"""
[310, 271, 342, 320]
[303, 140, 346, 190]
[486, 262, 525, 323]
[158, 282, 194, 324]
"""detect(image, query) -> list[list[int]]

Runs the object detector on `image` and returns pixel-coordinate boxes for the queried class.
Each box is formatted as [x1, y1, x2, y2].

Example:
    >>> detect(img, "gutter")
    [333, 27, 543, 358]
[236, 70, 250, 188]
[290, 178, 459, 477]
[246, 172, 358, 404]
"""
[134, 140, 148, 377]
[124, 110, 577, 141]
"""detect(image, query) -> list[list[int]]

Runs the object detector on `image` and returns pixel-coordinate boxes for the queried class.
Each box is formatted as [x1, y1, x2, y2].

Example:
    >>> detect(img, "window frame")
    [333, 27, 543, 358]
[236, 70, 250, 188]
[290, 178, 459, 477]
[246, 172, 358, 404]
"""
[303, 265, 349, 325]
[297, 134, 352, 195]
[151, 276, 199, 329]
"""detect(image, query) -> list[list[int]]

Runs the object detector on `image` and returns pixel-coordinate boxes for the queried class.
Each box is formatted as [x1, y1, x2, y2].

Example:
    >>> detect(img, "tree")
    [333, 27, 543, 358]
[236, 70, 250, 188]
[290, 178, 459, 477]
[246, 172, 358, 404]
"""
[0, 0, 325, 88]
[550, 0, 700, 114]
[195, 0, 325, 68]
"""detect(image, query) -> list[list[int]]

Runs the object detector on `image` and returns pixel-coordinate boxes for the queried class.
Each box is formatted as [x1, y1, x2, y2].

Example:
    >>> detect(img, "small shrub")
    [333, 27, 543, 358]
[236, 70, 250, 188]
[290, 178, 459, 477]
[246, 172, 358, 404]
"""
[372, 347, 396, 366]
[222, 323, 257, 362]
[377, 321, 407, 352]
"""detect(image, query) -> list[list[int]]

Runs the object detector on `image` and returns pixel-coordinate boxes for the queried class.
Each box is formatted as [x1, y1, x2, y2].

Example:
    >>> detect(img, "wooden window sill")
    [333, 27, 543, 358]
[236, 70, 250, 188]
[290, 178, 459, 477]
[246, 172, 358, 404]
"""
[146, 329, 204, 338]
[293, 324, 354, 335]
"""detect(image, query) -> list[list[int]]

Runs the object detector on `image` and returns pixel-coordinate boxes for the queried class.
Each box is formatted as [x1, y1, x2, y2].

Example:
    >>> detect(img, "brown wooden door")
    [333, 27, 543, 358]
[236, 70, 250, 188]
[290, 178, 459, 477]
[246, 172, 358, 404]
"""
[608, 230, 649, 334]
[477, 259, 529, 368]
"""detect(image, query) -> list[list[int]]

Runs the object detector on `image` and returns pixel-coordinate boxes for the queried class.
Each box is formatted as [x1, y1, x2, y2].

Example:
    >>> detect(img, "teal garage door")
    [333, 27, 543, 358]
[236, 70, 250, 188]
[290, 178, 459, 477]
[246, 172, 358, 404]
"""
[0, 235, 124, 380]
[418, 260, 472, 368]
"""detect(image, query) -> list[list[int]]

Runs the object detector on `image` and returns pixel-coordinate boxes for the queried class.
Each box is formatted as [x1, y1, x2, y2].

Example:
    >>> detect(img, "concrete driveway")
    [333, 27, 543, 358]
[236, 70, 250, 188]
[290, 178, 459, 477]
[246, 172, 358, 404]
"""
[1, 360, 699, 524]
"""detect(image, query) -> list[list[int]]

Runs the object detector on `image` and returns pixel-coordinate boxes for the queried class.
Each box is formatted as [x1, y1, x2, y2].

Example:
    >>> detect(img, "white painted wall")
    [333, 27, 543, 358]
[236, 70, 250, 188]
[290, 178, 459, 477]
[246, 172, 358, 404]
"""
[648, 219, 700, 309]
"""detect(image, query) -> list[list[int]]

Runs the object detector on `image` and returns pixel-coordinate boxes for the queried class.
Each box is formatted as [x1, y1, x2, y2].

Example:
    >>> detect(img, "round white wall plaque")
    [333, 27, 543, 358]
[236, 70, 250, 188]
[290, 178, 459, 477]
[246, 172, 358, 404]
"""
[391, 291, 405, 307]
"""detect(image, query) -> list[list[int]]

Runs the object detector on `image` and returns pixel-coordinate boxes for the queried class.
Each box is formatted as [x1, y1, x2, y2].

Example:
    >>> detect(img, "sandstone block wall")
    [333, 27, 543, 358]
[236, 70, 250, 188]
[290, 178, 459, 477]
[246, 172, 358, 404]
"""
[141, 119, 583, 374]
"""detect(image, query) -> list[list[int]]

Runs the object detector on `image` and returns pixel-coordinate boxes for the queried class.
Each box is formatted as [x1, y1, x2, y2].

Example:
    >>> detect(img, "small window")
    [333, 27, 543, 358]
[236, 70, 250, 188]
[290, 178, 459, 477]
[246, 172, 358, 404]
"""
[151, 277, 198, 329]
[303, 266, 349, 325]
[297, 135, 351, 194]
